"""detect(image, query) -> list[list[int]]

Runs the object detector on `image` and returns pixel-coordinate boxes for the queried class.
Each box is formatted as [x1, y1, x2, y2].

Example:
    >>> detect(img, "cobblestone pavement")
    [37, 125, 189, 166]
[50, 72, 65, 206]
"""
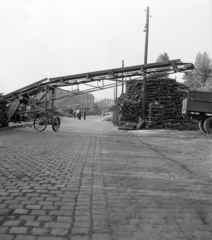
[0, 116, 212, 240]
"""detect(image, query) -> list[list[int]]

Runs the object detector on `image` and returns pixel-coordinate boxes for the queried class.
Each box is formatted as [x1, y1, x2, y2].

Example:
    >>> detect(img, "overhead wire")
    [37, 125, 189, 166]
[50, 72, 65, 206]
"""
[129, 0, 166, 63]
[59, 42, 69, 76]
[122, 0, 157, 63]
[150, 0, 165, 15]
[129, 5, 150, 63]
[60, 50, 66, 76]
[122, 6, 146, 61]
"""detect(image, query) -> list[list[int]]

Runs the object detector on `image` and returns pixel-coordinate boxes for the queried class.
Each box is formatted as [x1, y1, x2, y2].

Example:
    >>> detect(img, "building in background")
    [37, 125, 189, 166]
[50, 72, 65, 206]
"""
[75, 93, 95, 109]
[95, 98, 114, 107]
[95, 98, 114, 112]
[54, 88, 94, 111]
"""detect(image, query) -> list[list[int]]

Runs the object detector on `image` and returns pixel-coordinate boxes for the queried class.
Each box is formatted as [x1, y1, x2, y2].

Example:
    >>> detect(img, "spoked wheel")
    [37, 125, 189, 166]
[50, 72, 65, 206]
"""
[33, 116, 48, 132]
[52, 117, 60, 132]
[203, 117, 212, 134]
[198, 120, 207, 134]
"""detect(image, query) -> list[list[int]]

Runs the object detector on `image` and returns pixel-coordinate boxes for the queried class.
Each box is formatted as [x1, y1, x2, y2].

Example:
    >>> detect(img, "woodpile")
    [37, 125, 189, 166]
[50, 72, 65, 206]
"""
[146, 103, 164, 129]
[113, 77, 197, 130]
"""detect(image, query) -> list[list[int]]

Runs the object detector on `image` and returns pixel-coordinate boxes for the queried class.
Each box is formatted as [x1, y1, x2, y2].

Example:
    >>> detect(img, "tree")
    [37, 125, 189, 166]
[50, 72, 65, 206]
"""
[156, 52, 170, 62]
[183, 52, 212, 91]
[156, 52, 170, 78]
[92, 103, 101, 115]
[205, 79, 212, 91]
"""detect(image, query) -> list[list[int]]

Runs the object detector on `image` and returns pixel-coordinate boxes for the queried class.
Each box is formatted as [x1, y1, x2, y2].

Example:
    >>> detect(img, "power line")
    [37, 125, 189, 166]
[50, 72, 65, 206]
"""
[147, 0, 154, 6]
[59, 41, 69, 76]
[122, 9, 146, 60]
[60, 50, 66, 76]
[129, 1, 165, 62]
[129, 6, 151, 63]
[130, 33, 144, 61]
[151, 0, 165, 15]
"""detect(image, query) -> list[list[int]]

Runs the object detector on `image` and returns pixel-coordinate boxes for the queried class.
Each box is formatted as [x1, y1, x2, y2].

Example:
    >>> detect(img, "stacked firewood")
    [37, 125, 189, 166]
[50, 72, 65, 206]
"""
[117, 101, 142, 128]
[115, 84, 143, 128]
[114, 77, 193, 129]
[125, 80, 143, 102]
[146, 103, 164, 129]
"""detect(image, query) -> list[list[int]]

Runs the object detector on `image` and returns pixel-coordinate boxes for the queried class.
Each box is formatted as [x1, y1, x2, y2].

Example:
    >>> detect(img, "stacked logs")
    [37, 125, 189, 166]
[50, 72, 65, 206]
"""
[115, 82, 143, 128]
[114, 77, 195, 130]
[146, 103, 164, 129]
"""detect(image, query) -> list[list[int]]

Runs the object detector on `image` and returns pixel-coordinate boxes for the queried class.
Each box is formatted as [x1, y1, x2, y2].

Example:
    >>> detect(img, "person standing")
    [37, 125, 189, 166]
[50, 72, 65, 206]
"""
[83, 110, 86, 120]
[78, 109, 81, 120]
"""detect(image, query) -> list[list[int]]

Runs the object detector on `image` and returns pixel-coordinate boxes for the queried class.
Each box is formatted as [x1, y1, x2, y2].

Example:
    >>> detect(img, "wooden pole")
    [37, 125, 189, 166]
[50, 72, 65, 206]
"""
[142, 6, 149, 121]
[144, 7, 149, 64]
[122, 60, 124, 94]
[44, 85, 48, 118]
[116, 78, 118, 105]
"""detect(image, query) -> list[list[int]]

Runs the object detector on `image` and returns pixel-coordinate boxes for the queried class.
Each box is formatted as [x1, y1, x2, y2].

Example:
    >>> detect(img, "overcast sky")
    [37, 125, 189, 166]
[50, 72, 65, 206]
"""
[0, 0, 211, 100]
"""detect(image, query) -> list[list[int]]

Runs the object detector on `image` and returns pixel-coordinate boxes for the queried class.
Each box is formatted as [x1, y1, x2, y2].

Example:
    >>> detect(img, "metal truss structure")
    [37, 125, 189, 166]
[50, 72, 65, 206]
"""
[5, 59, 194, 101]
[2, 59, 194, 131]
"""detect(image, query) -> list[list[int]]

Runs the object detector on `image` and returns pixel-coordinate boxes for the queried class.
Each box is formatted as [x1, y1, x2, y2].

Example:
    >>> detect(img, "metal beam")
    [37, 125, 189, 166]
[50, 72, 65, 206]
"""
[49, 59, 182, 83]
[4, 60, 194, 104]
[4, 78, 48, 98]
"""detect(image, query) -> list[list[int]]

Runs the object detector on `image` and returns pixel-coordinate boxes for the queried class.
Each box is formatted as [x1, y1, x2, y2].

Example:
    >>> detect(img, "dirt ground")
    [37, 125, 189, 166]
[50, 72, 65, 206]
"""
[130, 129, 212, 181]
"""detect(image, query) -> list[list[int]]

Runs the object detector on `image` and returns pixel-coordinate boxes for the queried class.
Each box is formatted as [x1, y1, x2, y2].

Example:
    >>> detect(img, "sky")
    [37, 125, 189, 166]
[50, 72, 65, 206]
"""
[0, 0, 211, 101]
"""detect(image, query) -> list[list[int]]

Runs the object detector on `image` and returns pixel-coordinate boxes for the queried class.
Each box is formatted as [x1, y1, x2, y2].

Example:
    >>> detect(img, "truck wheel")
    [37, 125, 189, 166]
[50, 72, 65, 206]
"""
[203, 117, 212, 134]
[199, 121, 207, 133]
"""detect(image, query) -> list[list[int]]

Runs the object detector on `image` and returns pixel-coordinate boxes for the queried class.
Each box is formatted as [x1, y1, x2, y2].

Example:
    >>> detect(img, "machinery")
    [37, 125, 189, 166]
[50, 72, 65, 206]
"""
[0, 94, 8, 128]
[1, 59, 194, 132]
[182, 90, 212, 134]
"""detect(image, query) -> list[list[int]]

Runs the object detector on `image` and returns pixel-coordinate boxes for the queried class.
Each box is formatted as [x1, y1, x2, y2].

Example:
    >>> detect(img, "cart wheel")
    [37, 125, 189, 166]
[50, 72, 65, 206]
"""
[33, 116, 48, 132]
[203, 117, 212, 134]
[52, 117, 60, 132]
[199, 120, 207, 133]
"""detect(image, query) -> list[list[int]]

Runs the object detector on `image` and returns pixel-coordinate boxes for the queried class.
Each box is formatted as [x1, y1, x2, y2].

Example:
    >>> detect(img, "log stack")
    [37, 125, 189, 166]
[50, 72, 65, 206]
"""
[146, 103, 164, 129]
[114, 77, 195, 130]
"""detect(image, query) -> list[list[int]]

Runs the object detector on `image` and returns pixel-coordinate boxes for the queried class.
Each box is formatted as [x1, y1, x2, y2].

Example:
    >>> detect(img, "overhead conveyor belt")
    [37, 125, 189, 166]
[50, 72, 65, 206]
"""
[4, 78, 48, 102]
[4, 59, 194, 103]
[48, 59, 193, 83]
[1, 59, 195, 131]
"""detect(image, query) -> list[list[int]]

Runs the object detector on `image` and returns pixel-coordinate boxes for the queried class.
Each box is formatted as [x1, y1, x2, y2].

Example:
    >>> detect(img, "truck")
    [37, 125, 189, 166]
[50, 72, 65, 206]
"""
[182, 90, 212, 134]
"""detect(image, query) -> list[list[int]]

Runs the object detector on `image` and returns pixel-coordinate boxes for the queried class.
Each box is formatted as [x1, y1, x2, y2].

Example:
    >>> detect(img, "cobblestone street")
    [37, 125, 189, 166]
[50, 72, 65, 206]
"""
[0, 116, 212, 240]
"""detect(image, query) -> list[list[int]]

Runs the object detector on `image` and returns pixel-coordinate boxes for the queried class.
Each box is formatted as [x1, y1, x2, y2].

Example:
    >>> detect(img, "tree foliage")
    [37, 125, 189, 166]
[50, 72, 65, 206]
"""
[156, 52, 170, 78]
[156, 52, 170, 62]
[183, 52, 212, 91]
[92, 103, 101, 115]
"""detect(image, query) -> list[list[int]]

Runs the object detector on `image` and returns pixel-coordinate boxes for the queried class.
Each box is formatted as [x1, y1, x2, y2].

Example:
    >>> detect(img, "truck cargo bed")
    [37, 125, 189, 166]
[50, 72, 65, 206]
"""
[182, 91, 212, 114]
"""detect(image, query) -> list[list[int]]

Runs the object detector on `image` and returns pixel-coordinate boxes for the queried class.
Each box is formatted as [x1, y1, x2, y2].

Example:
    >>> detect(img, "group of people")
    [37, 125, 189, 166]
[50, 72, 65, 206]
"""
[73, 109, 86, 120]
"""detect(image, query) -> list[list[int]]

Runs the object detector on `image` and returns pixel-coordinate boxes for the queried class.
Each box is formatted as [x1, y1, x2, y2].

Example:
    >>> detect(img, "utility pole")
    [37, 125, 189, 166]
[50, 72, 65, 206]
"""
[122, 60, 124, 94]
[144, 7, 149, 64]
[142, 6, 150, 121]
[115, 78, 118, 105]
[114, 88, 115, 104]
